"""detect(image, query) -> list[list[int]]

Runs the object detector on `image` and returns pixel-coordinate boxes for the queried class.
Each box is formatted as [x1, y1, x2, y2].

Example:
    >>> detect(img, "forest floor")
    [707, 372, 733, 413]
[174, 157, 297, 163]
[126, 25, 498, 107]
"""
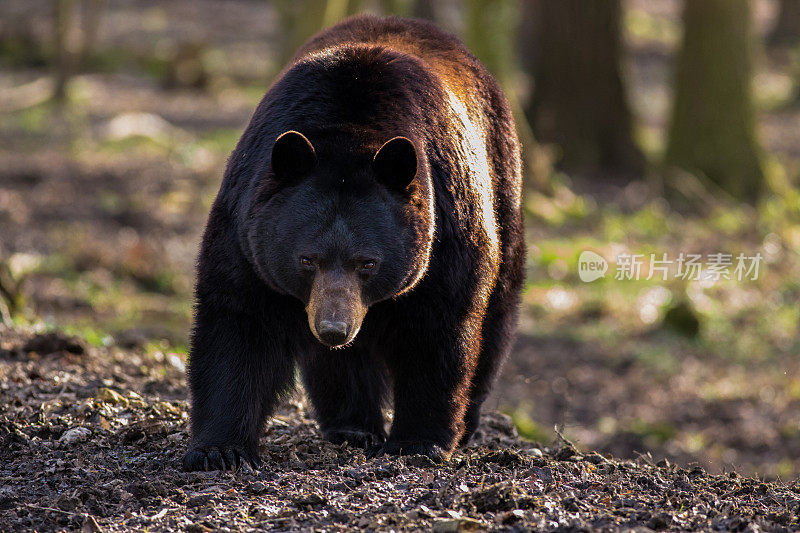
[3, 327, 800, 532]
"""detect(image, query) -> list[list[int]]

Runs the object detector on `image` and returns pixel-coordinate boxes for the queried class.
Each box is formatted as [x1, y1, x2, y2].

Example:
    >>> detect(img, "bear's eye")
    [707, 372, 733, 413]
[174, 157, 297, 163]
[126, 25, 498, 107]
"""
[300, 256, 314, 268]
[360, 260, 376, 271]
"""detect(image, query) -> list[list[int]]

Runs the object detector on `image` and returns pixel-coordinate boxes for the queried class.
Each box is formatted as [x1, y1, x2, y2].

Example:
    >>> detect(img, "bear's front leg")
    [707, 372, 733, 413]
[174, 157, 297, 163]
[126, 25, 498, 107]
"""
[184, 299, 297, 471]
[380, 319, 478, 462]
[299, 344, 387, 450]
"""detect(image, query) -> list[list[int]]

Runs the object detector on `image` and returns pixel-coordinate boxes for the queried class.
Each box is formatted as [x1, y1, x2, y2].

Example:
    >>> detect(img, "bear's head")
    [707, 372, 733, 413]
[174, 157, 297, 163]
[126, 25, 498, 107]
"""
[246, 130, 432, 348]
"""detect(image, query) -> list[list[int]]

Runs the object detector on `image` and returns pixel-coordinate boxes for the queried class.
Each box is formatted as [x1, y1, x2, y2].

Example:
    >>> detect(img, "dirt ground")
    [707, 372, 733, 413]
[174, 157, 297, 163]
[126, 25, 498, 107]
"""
[496, 334, 800, 483]
[2, 327, 800, 532]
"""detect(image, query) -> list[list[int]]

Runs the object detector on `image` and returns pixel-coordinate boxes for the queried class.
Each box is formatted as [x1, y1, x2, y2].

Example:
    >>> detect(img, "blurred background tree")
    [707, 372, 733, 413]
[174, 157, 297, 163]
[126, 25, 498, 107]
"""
[768, 0, 800, 46]
[523, 0, 644, 179]
[274, 0, 356, 65]
[665, 0, 764, 202]
[52, 0, 79, 101]
[410, 0, 435, 20]
[465, 0, 517, 86]
[51, 0, 106, 101]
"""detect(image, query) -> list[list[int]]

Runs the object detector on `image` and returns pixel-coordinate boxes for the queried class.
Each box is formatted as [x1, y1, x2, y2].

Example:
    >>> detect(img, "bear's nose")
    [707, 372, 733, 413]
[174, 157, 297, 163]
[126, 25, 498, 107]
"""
[317, 320, 349, 346]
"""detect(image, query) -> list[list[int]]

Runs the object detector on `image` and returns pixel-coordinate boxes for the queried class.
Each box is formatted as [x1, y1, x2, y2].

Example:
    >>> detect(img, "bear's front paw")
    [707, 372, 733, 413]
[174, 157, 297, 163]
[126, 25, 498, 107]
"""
[371, 440, 449, 463]
[324, 428, 386, 449]
[183, 445, 262, 472]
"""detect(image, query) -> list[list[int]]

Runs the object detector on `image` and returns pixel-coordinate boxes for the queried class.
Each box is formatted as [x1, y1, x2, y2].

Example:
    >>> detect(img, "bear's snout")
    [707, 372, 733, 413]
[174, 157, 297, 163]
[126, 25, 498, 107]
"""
[306, 269, 365, 348]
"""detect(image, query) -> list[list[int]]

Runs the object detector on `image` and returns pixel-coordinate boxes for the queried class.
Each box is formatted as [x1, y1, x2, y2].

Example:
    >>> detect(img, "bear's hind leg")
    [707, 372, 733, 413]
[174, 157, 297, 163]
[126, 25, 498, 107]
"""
[299, 345, 387, 450]
[459, 301, 517, 447]
[460, 239, 525, 447]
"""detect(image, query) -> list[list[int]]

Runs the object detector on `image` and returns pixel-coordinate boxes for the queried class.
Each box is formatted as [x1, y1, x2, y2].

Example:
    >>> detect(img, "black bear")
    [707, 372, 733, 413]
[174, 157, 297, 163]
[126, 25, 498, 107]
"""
[183, 15, 525, 471]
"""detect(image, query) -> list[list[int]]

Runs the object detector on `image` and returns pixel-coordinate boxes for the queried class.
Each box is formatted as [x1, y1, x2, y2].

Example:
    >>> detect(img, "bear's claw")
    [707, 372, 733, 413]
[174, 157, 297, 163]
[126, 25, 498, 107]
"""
[324, 428, 386, 449]
[183, 445, 262, 472]
[369, 440, 449, 463]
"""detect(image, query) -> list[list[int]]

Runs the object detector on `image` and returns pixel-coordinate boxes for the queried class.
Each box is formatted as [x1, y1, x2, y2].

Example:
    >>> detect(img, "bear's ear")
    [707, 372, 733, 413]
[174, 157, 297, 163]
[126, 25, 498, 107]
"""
[271, 131, 317, 182]
[372, 136, 418, 192]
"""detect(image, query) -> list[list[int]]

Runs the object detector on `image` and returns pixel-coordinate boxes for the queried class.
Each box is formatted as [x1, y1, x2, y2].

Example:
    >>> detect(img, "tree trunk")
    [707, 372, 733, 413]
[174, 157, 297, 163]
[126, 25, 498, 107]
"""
[464, 0, 517, 86]
[79, 0, 106, 68]
[768, 0, 800, 47]
[379, 0, 413, 17]
[274, 0, 366, 68]
[411, 0, 436, 21]
[525, 0, 644, 177]
[52, 0, 79, 102]
[665, 0, 763, 201]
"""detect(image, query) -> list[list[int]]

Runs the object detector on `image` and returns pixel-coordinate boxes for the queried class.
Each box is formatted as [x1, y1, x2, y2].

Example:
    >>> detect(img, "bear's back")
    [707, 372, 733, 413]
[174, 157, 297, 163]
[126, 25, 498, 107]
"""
[292, 15, 483, 92]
